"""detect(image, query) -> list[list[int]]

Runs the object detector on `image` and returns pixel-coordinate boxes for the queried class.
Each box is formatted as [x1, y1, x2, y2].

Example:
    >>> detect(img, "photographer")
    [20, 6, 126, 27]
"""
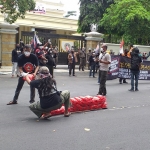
[25, 66, 71, 119]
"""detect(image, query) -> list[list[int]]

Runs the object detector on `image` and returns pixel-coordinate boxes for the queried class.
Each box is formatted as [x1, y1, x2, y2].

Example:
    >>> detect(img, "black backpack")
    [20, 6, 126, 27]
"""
[131, 54, 141, 70]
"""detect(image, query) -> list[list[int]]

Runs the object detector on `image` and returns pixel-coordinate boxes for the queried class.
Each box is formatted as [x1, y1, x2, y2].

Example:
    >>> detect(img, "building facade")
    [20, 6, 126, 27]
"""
[0, 0, 84, 66]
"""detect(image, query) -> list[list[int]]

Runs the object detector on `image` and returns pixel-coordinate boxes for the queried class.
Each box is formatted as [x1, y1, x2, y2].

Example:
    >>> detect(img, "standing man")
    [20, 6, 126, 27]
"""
[79, 47, 86, 71]
[68, 48, 78, 76]
[89, 52, 96, 78]
[7, 45, 39, 105]
[87, 48, 92, 70]
[119, 49, 129, 84]
[98, 44, 111, 96]
[53, 46, 59, 68]
[11, 44, 22, 77]
[45, 47, 55, 78]
[129, 47, 142, 91]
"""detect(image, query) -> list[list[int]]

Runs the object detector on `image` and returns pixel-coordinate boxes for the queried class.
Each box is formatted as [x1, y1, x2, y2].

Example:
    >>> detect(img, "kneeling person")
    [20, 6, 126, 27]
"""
[25, 66, 71, 119]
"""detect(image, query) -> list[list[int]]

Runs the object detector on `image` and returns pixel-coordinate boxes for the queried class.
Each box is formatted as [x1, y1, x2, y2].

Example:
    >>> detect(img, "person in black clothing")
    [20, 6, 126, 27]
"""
[7, 44, 39, 105]
[44, 47, 55, 78]
[119, 49, 128, 84]
[25, 66, 71, 119]
[11, 44, 22, 77]
[129, 47, 142, 91]
[68, 49, 78, 76]
[89, 52, 96, 78]
[35, 43, 48, 66]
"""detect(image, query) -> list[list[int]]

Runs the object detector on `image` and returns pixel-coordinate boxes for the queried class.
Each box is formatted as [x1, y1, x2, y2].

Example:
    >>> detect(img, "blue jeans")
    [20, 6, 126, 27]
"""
[130, 70, 139, 90]
[89, 64, 95, 77]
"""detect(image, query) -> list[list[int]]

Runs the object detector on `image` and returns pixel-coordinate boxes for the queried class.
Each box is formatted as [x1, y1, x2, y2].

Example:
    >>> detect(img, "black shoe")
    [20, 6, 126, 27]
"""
[29, 100, 35, 104]
[123, 81, 128, 83]
[135, 88, 139, 91]
[97, 92, 102, 95]
[93, 76, 96, 78]
[120, 82, 122, 84]
[128, 89, 134, 92]
[73, 74, 76, 76]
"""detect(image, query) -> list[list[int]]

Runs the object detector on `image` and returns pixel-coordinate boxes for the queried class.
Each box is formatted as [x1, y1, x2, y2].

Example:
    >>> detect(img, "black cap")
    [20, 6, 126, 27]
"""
[134, 47, 139, 53]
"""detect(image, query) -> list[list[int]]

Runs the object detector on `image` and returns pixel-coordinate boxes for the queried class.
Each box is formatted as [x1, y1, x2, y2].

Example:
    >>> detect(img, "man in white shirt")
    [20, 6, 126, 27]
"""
[98, 45, 111, 96]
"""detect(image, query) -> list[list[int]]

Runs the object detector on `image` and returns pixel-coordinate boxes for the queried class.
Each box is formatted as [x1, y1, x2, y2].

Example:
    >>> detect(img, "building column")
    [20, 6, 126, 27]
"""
[86, 40, 98, 52]
[0, 23, 18, 66]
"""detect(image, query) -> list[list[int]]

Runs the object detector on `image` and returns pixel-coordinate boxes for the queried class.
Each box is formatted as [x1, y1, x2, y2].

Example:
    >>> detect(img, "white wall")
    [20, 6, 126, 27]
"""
[103, 43, 150, 60]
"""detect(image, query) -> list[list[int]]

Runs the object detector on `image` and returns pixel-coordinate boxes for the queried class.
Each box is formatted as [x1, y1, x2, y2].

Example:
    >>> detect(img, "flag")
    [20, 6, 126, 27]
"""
[33, 33, 42, 49]
[119, 39, 124, 54]
[95, 44, 100, 54]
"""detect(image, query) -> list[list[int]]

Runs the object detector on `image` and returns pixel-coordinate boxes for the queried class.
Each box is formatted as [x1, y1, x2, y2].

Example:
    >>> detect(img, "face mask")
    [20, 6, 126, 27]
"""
[101, 48, 104, 52]
[24, 52, 30, 56]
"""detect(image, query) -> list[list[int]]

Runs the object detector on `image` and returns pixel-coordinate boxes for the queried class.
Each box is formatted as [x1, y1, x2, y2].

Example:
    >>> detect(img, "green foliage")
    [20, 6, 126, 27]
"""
[0, 0, 36, 24]
[101, 0, 150, 45]
[77, 0, 114, 33]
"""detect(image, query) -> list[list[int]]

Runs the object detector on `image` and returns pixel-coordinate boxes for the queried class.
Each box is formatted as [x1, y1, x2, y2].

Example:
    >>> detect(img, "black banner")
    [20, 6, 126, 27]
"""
[107, 55, 120, 80]
[108, 55, 150, 80]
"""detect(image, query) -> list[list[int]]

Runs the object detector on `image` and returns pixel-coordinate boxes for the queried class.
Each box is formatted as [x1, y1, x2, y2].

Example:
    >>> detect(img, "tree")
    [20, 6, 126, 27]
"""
[100, 0, 150, 44]
[77, 0, 114, 33]
[0, 0, 36, 24]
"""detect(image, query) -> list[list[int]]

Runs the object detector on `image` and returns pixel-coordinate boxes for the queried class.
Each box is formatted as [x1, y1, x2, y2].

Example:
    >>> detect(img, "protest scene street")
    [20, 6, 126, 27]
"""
[1, 0, 150, 149]
[1, 67, 150, 150]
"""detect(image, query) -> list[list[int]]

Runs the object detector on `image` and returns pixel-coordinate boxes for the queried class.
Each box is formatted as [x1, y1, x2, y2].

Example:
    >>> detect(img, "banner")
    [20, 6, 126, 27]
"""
[60, 40, 74, 52]
[32, 2, 46, 14]
[118, 56, 130, 79]
[108, 55, 150, 80]
[107, 55, 120, 80]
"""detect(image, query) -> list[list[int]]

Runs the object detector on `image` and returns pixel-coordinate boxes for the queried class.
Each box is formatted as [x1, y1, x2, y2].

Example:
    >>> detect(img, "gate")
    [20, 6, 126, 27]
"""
[21, 31, 86, 65]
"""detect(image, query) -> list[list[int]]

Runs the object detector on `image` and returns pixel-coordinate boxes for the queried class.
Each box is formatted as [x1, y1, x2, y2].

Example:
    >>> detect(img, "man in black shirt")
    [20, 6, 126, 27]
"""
[11, 44, 22, 77]
[129, 47, 142, 91]
[7, 45, 39, 105]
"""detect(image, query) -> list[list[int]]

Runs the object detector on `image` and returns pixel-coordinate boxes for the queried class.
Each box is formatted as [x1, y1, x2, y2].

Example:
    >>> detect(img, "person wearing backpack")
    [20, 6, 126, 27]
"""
[129, 47, 142, 91]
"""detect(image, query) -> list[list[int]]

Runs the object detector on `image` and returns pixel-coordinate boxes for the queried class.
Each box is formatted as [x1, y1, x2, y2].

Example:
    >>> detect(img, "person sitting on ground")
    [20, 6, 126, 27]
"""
[25, 66, 71, 119]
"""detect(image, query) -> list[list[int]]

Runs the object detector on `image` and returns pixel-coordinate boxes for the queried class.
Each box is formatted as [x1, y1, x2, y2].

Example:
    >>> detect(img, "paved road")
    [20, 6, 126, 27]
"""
[0, 69, 150, 150]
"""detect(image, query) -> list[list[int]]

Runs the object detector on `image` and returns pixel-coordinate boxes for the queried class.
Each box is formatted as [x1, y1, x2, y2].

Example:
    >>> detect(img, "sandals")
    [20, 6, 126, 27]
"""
[64, 112, 71, 117]
[41, 113, 52, 119]
[7, 101, 18, 105]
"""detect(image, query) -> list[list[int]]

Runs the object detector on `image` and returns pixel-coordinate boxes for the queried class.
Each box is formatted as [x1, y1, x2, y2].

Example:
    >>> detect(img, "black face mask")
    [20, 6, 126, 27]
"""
[16, 46, 20, 49]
